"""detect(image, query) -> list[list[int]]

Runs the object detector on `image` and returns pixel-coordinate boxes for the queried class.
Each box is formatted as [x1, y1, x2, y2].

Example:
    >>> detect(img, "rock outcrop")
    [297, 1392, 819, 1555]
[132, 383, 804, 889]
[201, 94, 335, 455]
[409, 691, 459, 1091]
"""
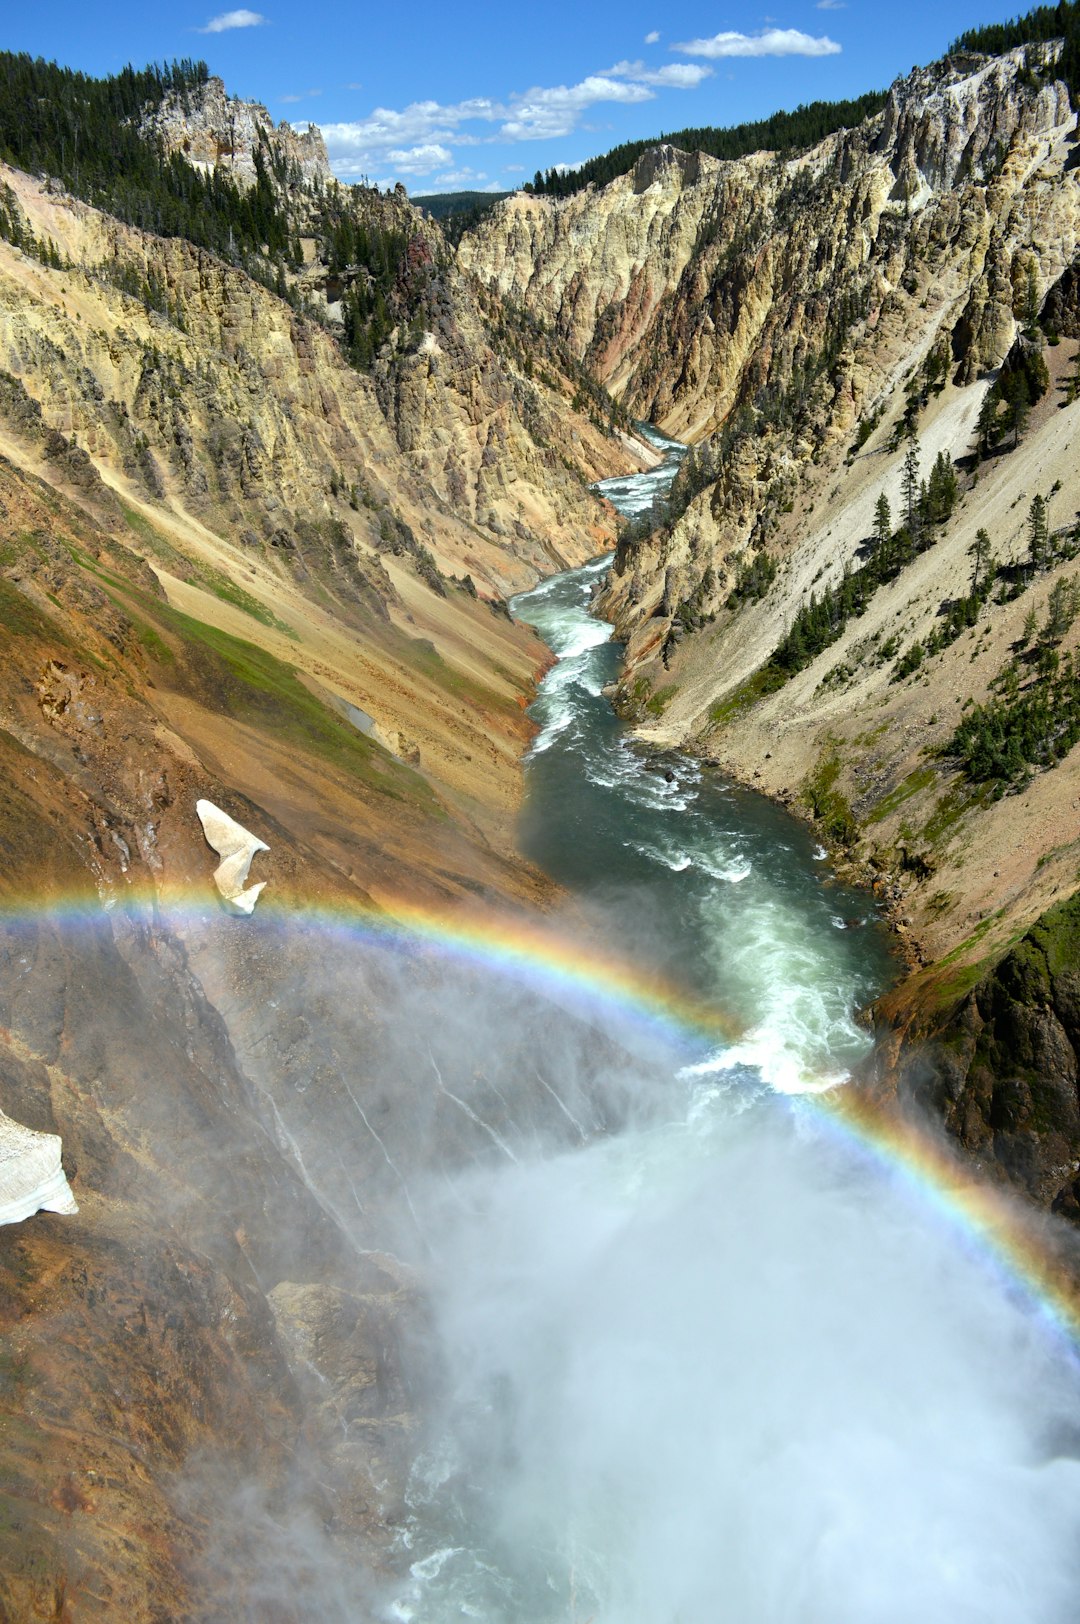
[141, 74, 332, 191]
[196, 799, 269, 912]
[873, 892, 1080, 1215]
[0, 1111, 77, 1225]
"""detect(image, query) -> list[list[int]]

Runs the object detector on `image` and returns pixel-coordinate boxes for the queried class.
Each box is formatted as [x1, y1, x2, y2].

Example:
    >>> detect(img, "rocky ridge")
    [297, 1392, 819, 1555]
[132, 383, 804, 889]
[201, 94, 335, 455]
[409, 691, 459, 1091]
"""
[462, 46, 1074, 435]
[141, 74, 332, 191]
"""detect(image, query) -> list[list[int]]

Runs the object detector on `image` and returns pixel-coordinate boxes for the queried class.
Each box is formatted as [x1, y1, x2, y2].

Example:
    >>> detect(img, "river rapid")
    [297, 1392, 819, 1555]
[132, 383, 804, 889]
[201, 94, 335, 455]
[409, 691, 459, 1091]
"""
[387, 431, 1080, 1624]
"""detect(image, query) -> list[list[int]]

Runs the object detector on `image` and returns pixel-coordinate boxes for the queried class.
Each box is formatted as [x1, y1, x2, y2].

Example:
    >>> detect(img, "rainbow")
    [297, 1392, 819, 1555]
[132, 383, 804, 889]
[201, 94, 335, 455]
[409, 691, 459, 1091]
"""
[2, 882, 1079, 1353]
[0, 883, 739, 1059]
[811, 1087, 1080, 1354]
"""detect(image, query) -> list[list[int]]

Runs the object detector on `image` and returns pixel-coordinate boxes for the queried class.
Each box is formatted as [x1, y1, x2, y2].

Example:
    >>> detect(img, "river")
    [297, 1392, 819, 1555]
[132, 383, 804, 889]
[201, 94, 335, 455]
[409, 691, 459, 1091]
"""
[387, 431, 1080, 1624]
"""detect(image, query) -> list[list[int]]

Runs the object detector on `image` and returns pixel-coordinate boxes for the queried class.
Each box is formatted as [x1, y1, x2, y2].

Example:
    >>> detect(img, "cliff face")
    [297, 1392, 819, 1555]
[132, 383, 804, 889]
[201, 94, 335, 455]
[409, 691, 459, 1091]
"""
[0, 439, 648, 1614]
[463, 48, 1075, 439]
[0, 154, 646, 844]
[873, 894, 1080, 1215]
[141, 74, 332, 190]
[0, 457, 380, 1617]
[0, 164, 627, 600]
[459, 144, 723, 409]
[465, 45, 1080, 961]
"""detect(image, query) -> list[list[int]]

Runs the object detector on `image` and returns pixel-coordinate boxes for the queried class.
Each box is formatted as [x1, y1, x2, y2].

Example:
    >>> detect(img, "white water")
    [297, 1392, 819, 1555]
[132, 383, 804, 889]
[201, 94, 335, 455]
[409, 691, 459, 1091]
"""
[386, 436, 1080, 1623]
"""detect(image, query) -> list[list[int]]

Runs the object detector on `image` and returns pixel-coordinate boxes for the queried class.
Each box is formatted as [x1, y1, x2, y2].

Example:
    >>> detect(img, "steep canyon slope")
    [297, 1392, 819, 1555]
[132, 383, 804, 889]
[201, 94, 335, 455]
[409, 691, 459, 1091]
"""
[463, 38, 1080, 1210]
[0, 70, 645, 1618]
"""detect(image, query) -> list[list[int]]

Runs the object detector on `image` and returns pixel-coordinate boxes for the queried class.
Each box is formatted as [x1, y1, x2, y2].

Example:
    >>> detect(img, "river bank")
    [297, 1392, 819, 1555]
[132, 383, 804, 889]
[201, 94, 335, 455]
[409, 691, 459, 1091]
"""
[386, 448, 1080, 1623]
[597, 431, 1080, 1225]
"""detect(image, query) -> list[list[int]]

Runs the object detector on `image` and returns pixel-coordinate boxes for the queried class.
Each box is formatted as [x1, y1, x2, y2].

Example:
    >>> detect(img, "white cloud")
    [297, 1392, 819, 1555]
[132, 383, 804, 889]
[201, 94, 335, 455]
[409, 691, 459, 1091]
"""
[433, 166, 489, 185]
[384, 143, 454, 175]
[498, 75, 656, 140]
[644, 29, 661, 43]
[815, 0, 846, 9]
[320, 98, 488, 164]
[605, 59, 712, 88]
[197, 8, 266, 32]
[672, 27, 841, 57]
[319, 78, 643, 169]
[319, 54, 715, 179]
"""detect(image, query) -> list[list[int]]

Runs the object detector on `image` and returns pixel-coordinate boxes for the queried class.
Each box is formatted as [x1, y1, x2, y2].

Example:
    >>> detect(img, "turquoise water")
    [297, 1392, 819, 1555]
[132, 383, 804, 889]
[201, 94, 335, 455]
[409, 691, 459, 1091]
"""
[515, 431, 896, 1090]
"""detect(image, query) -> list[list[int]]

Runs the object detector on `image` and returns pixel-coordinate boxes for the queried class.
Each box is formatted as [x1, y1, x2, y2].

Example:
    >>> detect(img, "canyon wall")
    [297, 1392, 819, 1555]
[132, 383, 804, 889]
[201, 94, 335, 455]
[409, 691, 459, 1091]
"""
[0, 75, 645, 1617]
[464, 41, 1080, 1209]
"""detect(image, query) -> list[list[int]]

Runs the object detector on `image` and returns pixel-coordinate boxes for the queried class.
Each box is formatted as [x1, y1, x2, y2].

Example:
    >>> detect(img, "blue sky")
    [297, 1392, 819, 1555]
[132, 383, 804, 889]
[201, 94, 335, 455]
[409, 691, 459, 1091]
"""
[6, 0, 1029, 191]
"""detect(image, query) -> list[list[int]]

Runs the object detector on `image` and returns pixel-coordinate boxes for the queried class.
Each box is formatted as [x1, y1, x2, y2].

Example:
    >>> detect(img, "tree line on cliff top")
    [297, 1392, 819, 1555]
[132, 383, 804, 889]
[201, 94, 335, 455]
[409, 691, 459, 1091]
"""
[0, 52, 428, 373]
[525, 0, 1080, 203]
[0, 53, 301, 263]
[525, 92, 889, 201]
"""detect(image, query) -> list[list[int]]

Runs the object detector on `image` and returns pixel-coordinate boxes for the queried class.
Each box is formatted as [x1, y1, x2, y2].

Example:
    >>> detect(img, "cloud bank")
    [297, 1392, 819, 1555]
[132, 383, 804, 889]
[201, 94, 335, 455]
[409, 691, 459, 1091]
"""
[315, 22, 841, 187]
[318, 59, 712, 182]
[673, 26, 842, 58]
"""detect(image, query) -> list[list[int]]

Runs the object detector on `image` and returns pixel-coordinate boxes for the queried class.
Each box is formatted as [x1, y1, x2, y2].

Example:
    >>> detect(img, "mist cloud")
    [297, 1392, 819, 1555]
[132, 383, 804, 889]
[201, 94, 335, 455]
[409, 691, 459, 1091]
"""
[404, 1089, 1080, 1621]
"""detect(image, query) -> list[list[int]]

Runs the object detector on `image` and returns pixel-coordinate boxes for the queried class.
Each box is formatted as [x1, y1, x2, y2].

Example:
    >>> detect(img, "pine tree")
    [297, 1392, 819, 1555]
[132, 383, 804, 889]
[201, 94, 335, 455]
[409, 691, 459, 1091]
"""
[1044, 576, 1080, 643]
[872, 491, 892, 561]
[1023, 261, 1040, 338]
[901, 440, 921, 539]
[969, 527, 993, 595]
[1006, 372, 1031, 446]
[1028, 494, 1050, 572]
[924, 451, 958, 525]
[976, 387, 1000, 458]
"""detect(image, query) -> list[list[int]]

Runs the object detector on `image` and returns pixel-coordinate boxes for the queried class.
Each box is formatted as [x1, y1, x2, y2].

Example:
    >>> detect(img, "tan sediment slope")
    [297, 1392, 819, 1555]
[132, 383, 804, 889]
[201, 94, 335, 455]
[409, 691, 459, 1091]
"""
[0, 106, 653, 1613]
[0, 156, 650, 862]
[636, 348, 1080, 976]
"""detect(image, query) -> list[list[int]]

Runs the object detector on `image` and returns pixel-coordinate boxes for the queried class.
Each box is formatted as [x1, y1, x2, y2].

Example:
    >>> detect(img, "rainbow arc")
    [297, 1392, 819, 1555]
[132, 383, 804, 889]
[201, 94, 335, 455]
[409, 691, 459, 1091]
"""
[2, 883, 1078, 1351]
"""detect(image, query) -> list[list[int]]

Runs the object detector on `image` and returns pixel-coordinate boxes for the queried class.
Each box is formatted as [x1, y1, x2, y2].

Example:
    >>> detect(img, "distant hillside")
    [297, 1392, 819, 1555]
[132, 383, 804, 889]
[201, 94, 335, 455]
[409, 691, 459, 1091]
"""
[412, 190, 511, 219]
[412, 189, 512, 247]
[524, 1, 1080, 203]
[525, 91, 888, 200]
